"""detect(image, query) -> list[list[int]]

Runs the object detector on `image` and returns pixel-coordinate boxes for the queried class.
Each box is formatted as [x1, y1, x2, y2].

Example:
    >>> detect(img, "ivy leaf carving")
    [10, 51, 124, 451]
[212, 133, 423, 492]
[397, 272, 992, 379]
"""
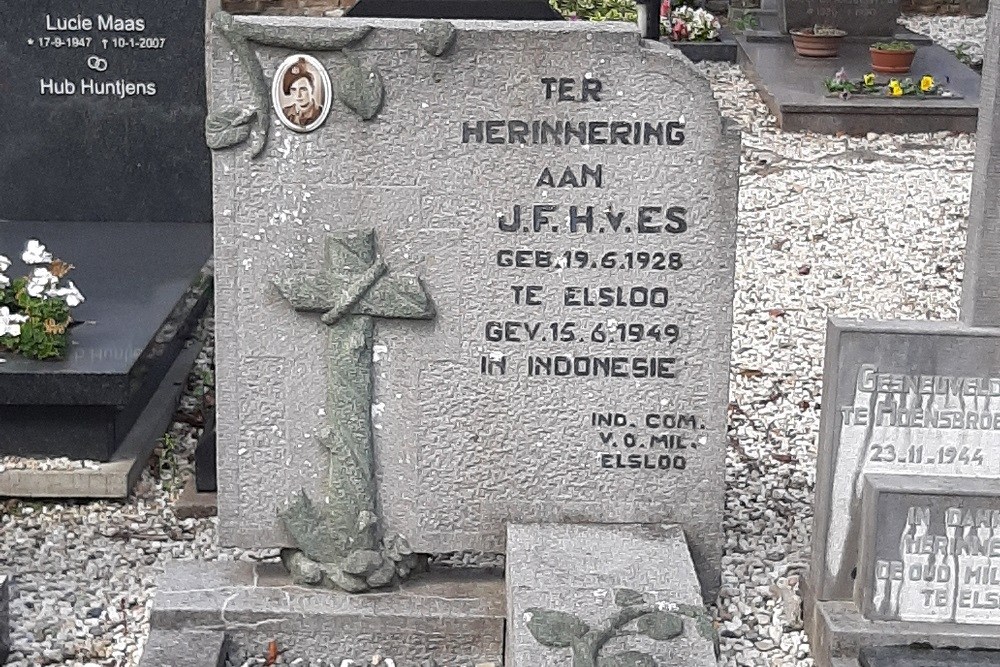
[524, 608, 589, 648]
[614, 588, 646, 607]
[205, 107, 256, 150]
[416, 20, 457, 56]
[636, 611, 685, 641]
[597, 651, 657, 667]
[335, 56, 385, 120]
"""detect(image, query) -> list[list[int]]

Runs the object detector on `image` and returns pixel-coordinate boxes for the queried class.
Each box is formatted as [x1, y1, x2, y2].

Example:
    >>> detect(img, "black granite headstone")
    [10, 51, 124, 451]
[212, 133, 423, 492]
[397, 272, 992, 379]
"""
[860, 646, 1000, 666]
[0, 0, 211, 223]
[779, 0, 900, 36]
[347, 0, 564, 20]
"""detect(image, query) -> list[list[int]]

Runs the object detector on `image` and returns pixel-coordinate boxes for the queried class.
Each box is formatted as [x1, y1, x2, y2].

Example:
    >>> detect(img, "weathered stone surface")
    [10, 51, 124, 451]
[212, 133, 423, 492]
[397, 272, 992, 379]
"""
[809, 319, 1000, 604]
[149, 561, 505, 664]
[212, 17, 737, 594]
[0, 574, 9, 664]
[859, 645, 1000, 666]
[506, 523, 718, 666]
[960, 0, 1000, 327]
[138, 628, 227, 667]
[856, 475, 1000, 625]
[779, 0, 900, 35]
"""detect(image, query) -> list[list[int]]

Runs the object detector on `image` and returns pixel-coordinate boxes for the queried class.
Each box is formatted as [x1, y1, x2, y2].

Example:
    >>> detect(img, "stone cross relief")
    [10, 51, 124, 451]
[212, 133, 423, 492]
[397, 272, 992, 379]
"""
[272, 230, 433, 592]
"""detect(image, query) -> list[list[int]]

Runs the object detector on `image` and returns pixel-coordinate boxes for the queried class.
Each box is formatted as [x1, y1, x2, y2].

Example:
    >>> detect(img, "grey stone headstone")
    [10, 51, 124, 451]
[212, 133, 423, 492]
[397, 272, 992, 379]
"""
[856, 475, 1000, 625]
[809, 318, 1000, 603]
[960, 0, 1000, 327]
[506, 523, 718, 667]
[211, 17, 738, 593]
[0, 574, 9, 664]
[778, 0, 900, 36]
[0, 0, 212, 223]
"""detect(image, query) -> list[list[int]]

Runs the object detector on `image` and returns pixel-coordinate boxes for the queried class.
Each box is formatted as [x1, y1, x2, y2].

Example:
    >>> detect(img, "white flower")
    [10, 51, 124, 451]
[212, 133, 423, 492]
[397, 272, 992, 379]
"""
[26, 267, 57, 297]
[47, 281, 85, 307]
[0, 255, 9, 273]
[22, 239, 53, 265]
[0, 274, 8, 289]
[0, 306, 29, 338]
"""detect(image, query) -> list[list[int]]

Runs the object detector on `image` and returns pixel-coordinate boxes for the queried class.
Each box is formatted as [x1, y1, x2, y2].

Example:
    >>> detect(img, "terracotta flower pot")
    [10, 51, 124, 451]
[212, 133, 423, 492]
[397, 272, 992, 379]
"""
[870, 47, 916, 73]
[790, 29, 847, 58]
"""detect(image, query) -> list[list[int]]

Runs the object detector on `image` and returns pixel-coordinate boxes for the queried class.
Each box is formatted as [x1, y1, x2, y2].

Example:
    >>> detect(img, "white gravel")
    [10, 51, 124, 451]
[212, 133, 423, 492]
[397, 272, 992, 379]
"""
[0, 14, 989, 667]
[900, 13, 989, 64]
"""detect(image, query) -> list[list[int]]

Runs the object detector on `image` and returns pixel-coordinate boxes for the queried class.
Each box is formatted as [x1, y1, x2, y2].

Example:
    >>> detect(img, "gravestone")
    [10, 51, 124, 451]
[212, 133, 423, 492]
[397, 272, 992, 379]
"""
[347, 0, 564, 19]
[778, 0, 900, 36]
[507, 523, 718, 667]
[0, 0, 212, 495]
[805, 10, 1000, 661]
[143, 12, 738, 665]
[0, 574, 8, 664]
[959, 0, 1000, 327]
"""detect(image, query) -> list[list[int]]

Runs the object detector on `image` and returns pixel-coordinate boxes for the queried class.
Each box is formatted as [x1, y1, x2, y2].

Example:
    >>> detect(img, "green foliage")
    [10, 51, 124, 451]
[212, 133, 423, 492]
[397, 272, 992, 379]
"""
[730, 11, 759, 32]
[0, 277, 70, 360]
[812, 24, 846, 36]
[549, 0, 638, 22]
[871, 40, 916, 52]
[525, 608, 590, 647]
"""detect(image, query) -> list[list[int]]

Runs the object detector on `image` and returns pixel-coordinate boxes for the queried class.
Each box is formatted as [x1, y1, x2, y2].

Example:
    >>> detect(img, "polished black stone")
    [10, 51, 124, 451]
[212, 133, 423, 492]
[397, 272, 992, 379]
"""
[347, 0, 563, 20]
[0, 221, 212, 460]
[0, 0, 211, 223]
[860, 646, 1000, 666]
[195, 408, 216, 492]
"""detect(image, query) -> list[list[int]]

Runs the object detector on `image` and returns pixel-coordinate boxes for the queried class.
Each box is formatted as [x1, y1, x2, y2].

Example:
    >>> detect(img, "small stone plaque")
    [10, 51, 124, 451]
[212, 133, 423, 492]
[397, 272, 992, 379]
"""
[507, 523, 718, 667]
[0, 0, 211, 223]
[810, 320, 1000, 602]
[858, 475, 1000, 624]
[779, 0, 900, 36]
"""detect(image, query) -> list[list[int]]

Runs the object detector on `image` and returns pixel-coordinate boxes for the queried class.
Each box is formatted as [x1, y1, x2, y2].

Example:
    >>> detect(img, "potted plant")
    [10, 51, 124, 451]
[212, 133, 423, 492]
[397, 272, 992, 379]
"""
[870, 40, 917, 74]
[790, 24, 847, 58]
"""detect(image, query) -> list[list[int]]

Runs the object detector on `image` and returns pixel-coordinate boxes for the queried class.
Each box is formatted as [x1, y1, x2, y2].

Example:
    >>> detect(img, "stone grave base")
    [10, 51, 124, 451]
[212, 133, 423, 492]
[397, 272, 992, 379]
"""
[736, 38, 981, 134]
[804, 586, 1000, 667]
[141, 560, 505, 666]
[174, 477, 218, 520]
[672, 28, 739, 63]
[0, 221, 212, 483]
[507, 523, 718, 666]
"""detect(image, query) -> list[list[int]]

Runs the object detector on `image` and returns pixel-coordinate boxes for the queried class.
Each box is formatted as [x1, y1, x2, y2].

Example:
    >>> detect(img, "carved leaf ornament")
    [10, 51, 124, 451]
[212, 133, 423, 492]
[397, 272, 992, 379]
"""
[207, 12, 456, 157]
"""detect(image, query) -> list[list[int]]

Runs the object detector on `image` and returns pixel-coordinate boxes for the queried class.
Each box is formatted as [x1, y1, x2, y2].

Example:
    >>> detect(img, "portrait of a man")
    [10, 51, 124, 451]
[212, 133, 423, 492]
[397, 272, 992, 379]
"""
[271, 54, 332, 133]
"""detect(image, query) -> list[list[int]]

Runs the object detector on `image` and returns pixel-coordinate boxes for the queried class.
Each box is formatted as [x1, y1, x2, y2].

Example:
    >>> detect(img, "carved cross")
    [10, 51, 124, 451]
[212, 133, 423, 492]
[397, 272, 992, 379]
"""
[272, 230, 433, 584]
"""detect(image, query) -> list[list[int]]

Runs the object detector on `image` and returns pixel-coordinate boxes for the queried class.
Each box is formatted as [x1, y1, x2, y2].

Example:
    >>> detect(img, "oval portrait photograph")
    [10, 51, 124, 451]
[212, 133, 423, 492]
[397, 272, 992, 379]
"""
[271, 54, 332, 133]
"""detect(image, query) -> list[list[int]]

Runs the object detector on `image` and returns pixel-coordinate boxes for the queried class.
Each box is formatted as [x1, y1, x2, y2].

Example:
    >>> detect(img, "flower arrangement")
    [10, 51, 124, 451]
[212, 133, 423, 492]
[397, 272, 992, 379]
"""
[0, 240, 85, 360]
[823, 68, 949, 99]
[664, 5, 721, 42]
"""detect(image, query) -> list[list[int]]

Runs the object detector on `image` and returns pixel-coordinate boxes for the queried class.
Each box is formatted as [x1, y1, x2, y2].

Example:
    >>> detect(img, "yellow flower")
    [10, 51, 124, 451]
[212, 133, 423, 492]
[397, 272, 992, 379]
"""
[920, 75, 935, 92]
[888, 79, 903, 97]
[864, 72, 876, 86]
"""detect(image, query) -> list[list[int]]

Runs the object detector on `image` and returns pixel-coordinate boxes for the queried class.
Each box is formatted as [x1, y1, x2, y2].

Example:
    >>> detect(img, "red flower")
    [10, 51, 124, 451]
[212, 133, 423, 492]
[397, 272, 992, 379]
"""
[661, 0, 671, 17]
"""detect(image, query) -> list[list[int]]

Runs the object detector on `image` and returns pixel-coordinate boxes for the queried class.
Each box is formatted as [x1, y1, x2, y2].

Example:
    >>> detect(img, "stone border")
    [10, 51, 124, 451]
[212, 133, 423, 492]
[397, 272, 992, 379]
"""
[0, 574, 9, 664]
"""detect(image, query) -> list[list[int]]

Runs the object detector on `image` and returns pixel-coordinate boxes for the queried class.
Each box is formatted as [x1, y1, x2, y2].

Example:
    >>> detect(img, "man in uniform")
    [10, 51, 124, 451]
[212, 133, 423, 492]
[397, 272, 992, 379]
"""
[282, 58, 323, 128]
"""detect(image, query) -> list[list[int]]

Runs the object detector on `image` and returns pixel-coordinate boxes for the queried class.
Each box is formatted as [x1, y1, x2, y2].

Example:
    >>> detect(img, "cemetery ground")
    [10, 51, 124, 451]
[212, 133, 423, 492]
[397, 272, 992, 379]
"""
[0, 14, 990, 667]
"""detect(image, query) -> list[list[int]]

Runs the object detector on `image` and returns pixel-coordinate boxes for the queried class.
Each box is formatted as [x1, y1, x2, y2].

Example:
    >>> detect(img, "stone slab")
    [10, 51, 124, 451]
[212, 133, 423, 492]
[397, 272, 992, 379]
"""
[737, 39, 981, 134]
[149, 560, 505, 664]
[856, 475, 1000, 625]
[0, 337, 203, 498]
[859, 645, 1000, 666]
[808, 319, 1000, 603]
[673, 28, 739, 64]
[959, 0, 1000, 327]
[0, 574, 9, 664]
[808, 597, 1000, 667]
[138, 629, 227, 667]
[506, 523, 718, 666]
[175, 478, 218, 519]
[0, 0, 211, 223]
[778, 0, 900, 36]
[0, 221, 212, 461]
[347, 0, 564, 19]
[194, 407, 216, 492]
[213, 17, 737, 595]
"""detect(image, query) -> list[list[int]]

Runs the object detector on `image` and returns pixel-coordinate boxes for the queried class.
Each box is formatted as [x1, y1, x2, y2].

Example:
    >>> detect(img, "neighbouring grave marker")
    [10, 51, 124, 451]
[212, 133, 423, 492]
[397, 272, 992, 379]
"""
[778, 0, 900, 36]
[210, 15, 739, 594]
